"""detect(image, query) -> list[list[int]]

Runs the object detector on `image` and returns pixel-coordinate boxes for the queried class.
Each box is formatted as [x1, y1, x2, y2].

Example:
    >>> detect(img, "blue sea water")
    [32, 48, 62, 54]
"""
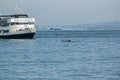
[0, 30, 120, 80]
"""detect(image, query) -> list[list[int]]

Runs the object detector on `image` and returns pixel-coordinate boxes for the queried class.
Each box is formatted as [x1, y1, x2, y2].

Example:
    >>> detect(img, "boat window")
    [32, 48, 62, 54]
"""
[11, 22, 34, 25]
[3, 30, 9, 33]
[0, 20, 9, 27]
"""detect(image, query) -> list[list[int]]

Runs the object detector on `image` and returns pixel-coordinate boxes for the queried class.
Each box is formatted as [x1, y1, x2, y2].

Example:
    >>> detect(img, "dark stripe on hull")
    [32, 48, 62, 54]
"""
[0, 33, 35, 39]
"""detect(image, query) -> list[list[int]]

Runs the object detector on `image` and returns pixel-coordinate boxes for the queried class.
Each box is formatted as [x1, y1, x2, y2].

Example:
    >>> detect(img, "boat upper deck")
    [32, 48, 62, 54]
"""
[0, 14, 28, 18]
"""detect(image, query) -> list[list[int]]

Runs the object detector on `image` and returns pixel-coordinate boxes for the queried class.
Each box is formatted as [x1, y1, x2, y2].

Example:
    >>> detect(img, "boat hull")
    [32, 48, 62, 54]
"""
[0, 32, 35, 39]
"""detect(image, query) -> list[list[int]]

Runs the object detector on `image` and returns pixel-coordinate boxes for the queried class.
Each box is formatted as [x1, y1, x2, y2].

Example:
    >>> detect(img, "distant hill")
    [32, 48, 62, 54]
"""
[83, 21, 120, 30]
[37, 21, 120, 30]
[68, 21, 120, 30]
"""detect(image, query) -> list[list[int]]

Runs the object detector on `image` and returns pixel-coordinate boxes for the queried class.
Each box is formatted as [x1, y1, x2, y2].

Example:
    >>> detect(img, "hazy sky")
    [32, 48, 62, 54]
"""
[0, 0, 120, 25]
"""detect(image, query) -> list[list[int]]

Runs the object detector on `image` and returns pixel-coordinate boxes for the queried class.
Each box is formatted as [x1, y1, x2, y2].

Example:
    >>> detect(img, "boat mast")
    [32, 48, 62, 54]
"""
[15, 4, 25, 14]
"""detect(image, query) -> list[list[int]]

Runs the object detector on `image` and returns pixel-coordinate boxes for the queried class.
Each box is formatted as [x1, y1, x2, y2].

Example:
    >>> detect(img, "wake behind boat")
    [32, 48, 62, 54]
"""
[0, 7, 36, 39]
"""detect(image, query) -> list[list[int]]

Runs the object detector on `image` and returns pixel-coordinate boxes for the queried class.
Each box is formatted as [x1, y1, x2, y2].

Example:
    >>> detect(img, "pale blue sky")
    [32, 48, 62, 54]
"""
[0, 0, 120, 25]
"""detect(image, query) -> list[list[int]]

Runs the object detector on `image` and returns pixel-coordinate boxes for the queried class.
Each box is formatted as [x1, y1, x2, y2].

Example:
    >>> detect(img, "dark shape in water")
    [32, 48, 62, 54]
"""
[61, 40, 72, 42]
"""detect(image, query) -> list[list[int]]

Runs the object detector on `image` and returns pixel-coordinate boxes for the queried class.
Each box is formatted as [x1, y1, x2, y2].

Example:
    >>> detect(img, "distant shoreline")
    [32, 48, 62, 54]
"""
[37, 30, 120, 31]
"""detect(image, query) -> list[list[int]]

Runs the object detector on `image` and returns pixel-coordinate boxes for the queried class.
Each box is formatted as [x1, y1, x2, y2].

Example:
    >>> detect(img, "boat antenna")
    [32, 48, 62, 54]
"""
[15, 3, 25, 14]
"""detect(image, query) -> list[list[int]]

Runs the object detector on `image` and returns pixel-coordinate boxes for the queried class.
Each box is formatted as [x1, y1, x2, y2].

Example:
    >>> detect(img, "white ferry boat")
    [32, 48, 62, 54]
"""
[0, 8, 36, 39]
